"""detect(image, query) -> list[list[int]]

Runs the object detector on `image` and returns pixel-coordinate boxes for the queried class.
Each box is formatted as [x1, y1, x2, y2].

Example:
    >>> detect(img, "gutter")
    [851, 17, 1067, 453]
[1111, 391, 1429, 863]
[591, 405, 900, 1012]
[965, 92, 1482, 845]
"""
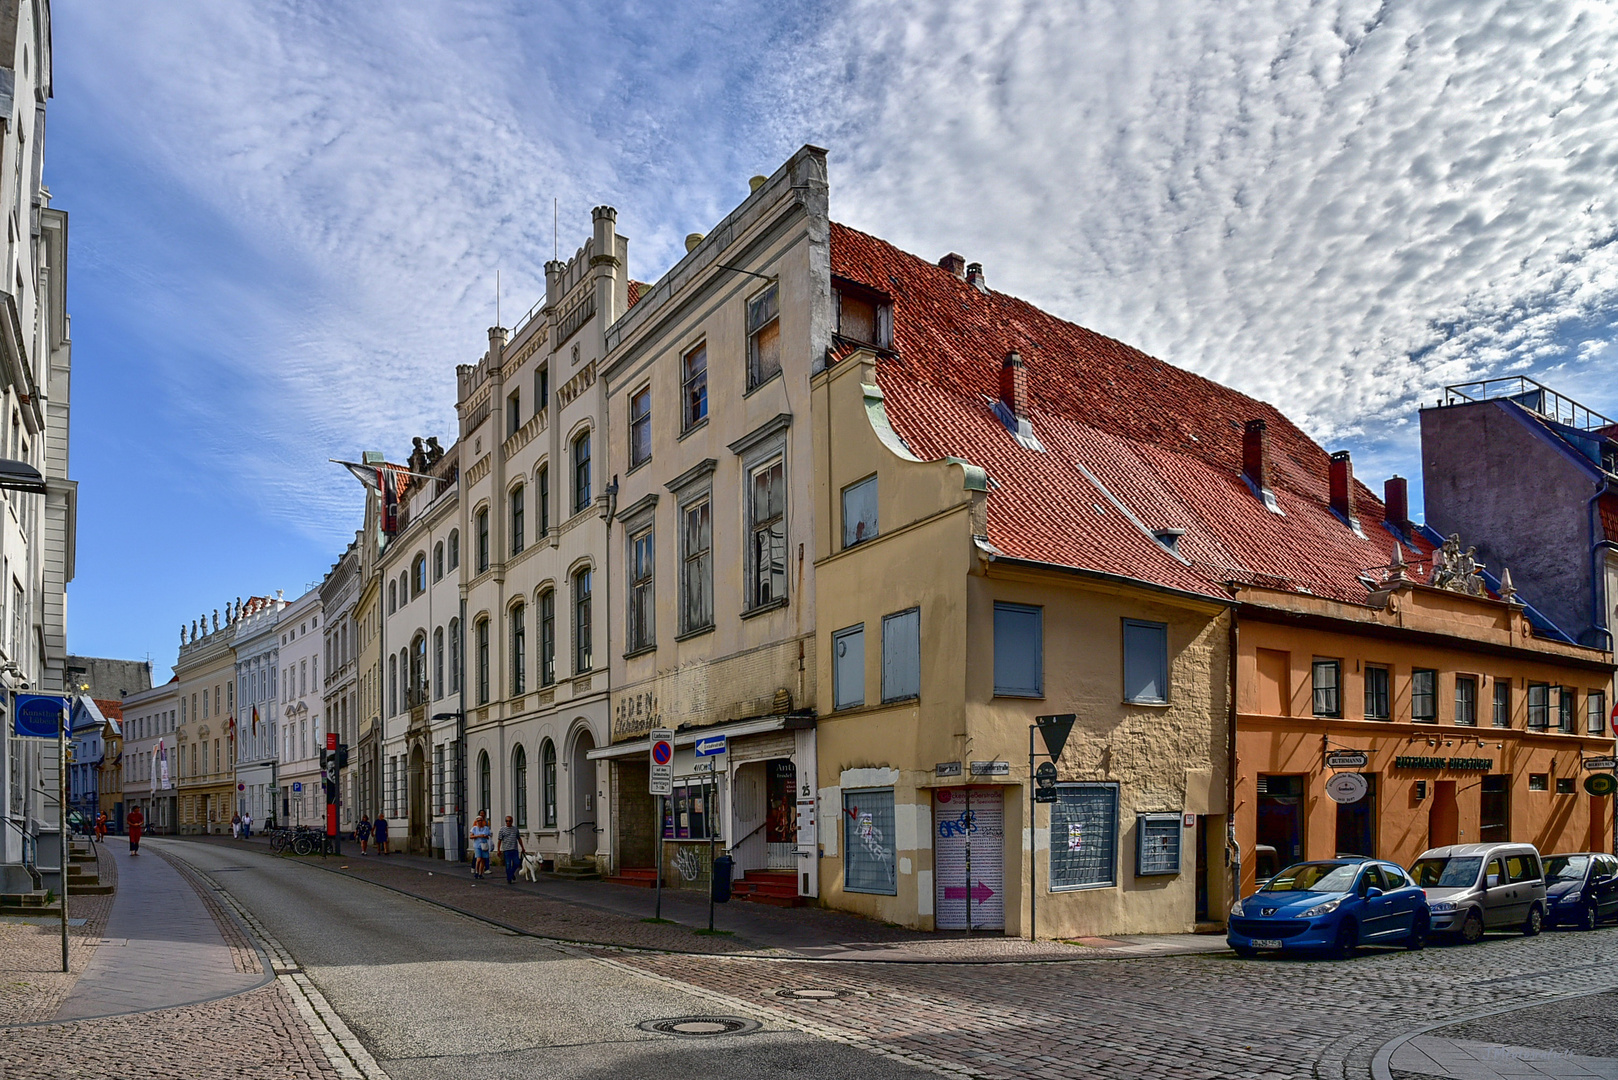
[1227, 611, 1240, 919]
[986, 555, 1232, 611]
[1589, 480, 1615, 651]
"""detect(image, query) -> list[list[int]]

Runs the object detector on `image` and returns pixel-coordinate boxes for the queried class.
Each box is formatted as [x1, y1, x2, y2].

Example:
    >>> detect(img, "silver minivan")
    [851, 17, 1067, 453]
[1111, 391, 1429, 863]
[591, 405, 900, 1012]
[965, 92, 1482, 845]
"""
[1409, 842, 1548, 942]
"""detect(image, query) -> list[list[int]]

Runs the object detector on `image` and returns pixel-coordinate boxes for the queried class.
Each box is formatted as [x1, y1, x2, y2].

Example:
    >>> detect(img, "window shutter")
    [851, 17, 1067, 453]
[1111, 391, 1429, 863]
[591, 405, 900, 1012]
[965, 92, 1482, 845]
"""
[1123, 621, 1168, 703]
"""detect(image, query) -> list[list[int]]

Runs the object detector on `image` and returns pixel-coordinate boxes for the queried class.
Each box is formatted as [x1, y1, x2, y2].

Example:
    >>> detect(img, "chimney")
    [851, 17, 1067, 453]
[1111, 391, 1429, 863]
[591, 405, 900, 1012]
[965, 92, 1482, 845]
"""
[1384, 475, 1409, 530]
[938, 252, 966, 280]
[966, 262, 987, 293]
[998, 350, 1028, 419]
[1329, 450, 1361, 531]
[1241, 419, 1282, 514]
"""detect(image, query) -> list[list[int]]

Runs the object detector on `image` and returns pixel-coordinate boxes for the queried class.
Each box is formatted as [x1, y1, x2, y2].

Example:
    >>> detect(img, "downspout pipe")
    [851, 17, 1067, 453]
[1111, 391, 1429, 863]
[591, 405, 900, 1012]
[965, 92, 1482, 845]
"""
[1226, 607, 1241, 918]
[1591, 480, 1615, 651]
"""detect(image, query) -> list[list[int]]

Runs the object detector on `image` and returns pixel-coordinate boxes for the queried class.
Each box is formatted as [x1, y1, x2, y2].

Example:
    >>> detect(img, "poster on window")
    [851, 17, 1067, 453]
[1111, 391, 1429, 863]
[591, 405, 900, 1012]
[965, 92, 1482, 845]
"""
[766, 759, 797, 844]
[1049, 783, 1118, 890]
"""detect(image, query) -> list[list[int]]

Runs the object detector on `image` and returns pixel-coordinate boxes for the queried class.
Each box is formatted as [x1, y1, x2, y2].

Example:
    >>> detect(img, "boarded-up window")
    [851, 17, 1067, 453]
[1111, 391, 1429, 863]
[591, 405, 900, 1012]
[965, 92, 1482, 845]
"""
[833, 624, 864, 710]
[993, 603, 1042, 697]
[842, 475, 878, 548]
[747, 284, 781, 389]
[1123, 620, 1168, 704]
[1050, 783, 1118, 890]
[843, 788, 897, 895]
[881, 608, 920, 703]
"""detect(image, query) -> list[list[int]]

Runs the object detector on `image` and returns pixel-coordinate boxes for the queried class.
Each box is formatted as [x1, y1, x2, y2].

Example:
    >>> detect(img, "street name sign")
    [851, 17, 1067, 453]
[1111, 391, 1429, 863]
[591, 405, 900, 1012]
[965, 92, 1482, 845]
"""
[1583, 757, 1617, 771]
[650, 728, 674, 796]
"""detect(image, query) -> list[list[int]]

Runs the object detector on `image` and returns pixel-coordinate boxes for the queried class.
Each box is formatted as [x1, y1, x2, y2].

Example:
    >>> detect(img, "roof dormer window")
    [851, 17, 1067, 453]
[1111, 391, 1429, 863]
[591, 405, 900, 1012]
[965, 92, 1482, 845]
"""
[834, 278, 891, 349]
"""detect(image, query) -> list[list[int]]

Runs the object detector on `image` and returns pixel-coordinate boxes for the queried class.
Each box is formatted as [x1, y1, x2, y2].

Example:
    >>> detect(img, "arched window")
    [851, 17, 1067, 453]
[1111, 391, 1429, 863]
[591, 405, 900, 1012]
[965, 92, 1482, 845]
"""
[573, 568, 593, 673]
[538, 465, 550, 538]
[510, 601, 526, 696]
[476, 617, 490, 704]
[413, 553, 427, 596]
[448, 618, 462, 694]
[433, 626, 445, 699]
[542, 739, 557, 828]
[387, 654, 397, 716]
[513, 745, 528, 828]
[387, 580, 397, 614]
[399, 572, 409, 603]
[476, 509, 490, 573]
[447, 529, 460, 570]
[478, 750, 491, 817]
[409, 637, 426, 703]
[539, 589, 556, 687]
[572, 431, 591, 514]
[433, 542, 445, 581]
[510, 483, 525, 555]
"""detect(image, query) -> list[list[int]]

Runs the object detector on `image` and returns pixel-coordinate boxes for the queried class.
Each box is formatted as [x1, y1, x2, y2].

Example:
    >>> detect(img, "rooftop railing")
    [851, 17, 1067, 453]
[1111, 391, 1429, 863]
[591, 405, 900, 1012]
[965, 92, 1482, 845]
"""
[1444, 375, 1616, 432]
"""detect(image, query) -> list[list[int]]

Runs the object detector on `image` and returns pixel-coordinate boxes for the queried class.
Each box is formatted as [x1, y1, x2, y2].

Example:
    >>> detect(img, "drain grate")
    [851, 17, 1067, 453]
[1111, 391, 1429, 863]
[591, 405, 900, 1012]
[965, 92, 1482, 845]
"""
[774, 988, 853, 1000]
[637, 1016, 761, 1038]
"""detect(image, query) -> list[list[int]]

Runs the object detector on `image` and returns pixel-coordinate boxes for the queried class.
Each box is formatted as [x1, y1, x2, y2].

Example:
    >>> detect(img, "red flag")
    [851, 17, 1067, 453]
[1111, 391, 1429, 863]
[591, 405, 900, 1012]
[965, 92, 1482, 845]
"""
[252, 705, 259, 735]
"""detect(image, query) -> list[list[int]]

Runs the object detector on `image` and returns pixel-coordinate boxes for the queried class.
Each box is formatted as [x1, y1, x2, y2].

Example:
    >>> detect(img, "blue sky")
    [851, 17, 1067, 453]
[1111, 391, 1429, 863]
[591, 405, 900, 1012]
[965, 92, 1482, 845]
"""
[57, 0, 1618, 671]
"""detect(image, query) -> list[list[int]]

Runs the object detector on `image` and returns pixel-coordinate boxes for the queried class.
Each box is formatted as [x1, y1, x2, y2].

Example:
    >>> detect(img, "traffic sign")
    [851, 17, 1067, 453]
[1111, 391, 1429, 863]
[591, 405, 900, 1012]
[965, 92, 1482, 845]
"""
[1034, 714, 1076, 761]
[1035, 762, 1058, 791]
[650, 728, 674, 797]
[694, 735, 727, 758]
[1034, 788, 1058, 804]
[292, 782, 303, 793]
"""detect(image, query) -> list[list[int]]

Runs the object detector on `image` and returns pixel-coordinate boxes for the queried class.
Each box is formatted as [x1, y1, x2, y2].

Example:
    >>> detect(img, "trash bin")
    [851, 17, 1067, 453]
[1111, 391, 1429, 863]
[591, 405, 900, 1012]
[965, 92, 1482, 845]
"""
[711, 855, 734, 903]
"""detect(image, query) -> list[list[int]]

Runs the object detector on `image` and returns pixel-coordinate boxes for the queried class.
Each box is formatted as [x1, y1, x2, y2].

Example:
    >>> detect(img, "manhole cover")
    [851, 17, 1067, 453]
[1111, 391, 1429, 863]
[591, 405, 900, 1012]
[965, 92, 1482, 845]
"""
[637, 1016, 761, 1038]
[773, 988, 852, 1000]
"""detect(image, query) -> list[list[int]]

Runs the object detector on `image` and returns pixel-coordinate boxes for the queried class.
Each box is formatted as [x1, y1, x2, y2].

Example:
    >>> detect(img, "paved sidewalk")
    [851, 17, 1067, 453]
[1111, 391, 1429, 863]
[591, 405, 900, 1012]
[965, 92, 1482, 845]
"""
[52, 842, 266, 1020]
[0, 842, 115, 1024]
[1393, 1035, 1618, 1078]
[193, 834, 1229, 961]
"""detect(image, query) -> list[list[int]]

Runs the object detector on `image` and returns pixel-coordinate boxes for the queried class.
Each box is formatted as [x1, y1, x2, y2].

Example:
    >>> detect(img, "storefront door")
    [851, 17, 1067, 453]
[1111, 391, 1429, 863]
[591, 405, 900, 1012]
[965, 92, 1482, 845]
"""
[1479, 776, 1509, 843]
[1334, 774, 1376, 857]
[933, 787, 1005, 931]
[765, 759, 798, 869]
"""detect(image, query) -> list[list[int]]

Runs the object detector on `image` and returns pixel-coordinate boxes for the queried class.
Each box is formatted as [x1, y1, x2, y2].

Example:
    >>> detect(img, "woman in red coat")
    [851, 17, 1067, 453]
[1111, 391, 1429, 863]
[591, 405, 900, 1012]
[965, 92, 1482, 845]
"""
[126, 805, 144, 855]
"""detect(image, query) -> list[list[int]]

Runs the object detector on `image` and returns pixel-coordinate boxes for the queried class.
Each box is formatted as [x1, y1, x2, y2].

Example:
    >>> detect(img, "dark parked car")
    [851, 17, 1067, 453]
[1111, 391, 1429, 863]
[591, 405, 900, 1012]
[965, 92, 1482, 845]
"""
[1543, 853, 1618, 930]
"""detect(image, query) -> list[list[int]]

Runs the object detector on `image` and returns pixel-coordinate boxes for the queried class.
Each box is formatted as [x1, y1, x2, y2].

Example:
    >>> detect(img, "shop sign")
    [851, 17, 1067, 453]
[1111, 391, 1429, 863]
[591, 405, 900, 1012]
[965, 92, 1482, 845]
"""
[935, 761, 962, 777]
[1585, 774, 1618, 797]
[1325, 773, 1369, 804]
[1583, 757, 1618, 771]
[970, 761, 1011, 776]
[1393, 755, 1493, 772]
[1324, 750, 1369, 770]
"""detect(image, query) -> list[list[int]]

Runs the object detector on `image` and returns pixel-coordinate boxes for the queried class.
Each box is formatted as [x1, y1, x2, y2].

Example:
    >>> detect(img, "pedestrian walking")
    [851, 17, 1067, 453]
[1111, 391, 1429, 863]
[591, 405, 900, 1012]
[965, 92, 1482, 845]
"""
[95, 812, 107, 843]
[242, 811, 253, 839]
[356, 814, 372, 855]
[372, 813, 390, 855]
[231, 812, 241, 839]
[127, 805, 144, 855]
[497, 816, 525, 884]
[469, 813, 492, 879]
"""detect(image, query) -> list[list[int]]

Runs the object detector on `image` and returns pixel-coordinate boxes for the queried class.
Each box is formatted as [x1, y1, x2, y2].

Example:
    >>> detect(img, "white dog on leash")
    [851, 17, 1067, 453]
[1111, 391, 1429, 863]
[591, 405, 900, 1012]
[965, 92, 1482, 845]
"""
[518, 853, 545, 881]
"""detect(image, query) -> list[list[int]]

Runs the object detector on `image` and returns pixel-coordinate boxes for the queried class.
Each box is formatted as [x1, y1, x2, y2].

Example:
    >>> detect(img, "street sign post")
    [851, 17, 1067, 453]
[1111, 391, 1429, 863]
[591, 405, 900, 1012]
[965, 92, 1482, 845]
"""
[1582, 757, 1618, 771]
[1029, 714, 1077, 942]
[649, 729, 674, 919]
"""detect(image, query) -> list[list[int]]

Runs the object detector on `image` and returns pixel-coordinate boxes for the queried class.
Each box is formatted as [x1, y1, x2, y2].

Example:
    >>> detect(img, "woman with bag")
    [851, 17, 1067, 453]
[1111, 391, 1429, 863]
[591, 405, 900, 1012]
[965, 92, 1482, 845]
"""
[469, 813, 492, 879]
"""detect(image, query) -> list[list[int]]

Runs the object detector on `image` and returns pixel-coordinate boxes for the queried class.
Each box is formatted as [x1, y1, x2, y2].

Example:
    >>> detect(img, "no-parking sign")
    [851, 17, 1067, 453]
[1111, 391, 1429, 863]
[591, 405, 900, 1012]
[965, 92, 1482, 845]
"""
[649, 728, 674, 796]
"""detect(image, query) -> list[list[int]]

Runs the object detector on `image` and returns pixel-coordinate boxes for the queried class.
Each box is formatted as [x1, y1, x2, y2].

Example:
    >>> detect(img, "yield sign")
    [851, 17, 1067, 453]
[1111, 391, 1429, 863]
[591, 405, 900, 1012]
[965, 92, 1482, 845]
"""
[1034, 714, 1076, 762]
[944, 881, 996, 904]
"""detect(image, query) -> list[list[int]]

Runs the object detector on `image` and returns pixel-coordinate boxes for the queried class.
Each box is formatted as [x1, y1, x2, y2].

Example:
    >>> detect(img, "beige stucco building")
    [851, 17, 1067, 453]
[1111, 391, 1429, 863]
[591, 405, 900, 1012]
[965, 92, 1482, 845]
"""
[592, 149, 829, 898]
[174, 606, 241, 834]
[453, 208, 625, 872]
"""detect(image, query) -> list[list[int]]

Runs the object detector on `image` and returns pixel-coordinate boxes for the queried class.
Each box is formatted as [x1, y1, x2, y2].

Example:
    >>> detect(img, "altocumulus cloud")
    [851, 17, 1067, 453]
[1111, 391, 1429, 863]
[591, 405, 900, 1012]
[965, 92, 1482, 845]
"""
[58, 1, 1618, 575]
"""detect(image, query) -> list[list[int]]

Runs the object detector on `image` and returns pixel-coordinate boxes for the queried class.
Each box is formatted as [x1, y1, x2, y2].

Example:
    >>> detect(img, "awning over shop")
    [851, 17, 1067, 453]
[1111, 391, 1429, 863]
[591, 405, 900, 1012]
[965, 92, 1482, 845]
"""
[586, 712, 814, 761]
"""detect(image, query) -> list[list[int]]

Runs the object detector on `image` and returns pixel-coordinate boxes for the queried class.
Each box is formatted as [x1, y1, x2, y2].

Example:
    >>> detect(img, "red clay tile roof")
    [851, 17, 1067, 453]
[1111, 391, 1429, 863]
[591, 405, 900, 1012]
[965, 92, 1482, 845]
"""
[829, 221, 1433, 605]
[628, 280, 647, 308]
[94, 698, 124, 721]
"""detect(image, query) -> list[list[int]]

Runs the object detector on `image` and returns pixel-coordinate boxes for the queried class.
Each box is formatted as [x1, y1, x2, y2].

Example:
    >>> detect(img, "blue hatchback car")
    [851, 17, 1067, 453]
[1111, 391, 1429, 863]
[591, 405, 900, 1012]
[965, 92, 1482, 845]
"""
[1228, 858, 1430, 959]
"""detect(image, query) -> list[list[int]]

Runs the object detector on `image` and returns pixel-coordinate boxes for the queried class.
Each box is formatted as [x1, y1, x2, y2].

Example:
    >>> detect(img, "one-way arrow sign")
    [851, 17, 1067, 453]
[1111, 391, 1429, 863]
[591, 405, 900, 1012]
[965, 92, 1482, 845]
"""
[694, 735, 727, 757]
[944, 881, 996, 904]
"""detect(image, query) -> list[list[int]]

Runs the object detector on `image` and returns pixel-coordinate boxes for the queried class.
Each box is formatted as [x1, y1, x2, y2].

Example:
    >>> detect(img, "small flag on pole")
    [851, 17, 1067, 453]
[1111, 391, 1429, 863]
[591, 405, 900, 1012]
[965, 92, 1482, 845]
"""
[251, 705, 259, 735]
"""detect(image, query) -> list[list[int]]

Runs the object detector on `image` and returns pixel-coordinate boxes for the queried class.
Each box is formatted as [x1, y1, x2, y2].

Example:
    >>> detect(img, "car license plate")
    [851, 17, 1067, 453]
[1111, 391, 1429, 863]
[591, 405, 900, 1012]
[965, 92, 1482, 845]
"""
[1250, 938, 1283, 950]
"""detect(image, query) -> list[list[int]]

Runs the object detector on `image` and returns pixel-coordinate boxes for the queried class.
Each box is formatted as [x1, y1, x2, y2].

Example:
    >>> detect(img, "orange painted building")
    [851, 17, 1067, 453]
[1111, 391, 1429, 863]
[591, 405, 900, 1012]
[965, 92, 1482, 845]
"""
[1235, 575, 1615, 893]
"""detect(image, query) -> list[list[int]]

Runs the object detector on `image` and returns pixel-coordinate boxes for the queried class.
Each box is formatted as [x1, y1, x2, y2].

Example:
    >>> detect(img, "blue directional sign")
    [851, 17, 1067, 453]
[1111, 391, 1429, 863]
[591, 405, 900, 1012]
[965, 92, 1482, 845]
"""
[292, 782, 303, 793]
[694, 735, 727, 757]
[13, 693, 67, 739]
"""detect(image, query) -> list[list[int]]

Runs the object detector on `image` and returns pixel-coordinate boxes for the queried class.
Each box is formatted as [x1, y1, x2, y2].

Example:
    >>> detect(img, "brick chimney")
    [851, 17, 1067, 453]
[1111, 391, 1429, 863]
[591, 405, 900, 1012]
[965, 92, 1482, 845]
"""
[1241, 419, 1281, 514]
[999, 350, 1028, 419]
[1329, 450, 1362, 533]
[938, 252, 966, 280]
[966, 262, 987, 293]
[1383, 475, 1409, 530]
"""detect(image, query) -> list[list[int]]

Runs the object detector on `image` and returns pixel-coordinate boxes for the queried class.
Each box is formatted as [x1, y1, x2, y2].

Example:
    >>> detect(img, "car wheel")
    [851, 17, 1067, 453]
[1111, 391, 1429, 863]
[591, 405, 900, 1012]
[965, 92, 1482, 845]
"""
[1461, 910, 1484, 944]
[1329, 921, 1358, 960]
[1232, 945, 1257, 959]
[1522, 905, 1543, 937]
[1577, 903, 1598, 932]
[1405, 913, 1428, 951]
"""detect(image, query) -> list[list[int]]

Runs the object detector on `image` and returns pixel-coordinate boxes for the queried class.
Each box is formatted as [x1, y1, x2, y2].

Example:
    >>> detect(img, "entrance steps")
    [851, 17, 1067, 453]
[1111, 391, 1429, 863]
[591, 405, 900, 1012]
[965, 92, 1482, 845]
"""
[606, 866, 658, 888]
[0, 890, 61, 916]
[553, 857, 600, 881]
[732, 869, 805, 907]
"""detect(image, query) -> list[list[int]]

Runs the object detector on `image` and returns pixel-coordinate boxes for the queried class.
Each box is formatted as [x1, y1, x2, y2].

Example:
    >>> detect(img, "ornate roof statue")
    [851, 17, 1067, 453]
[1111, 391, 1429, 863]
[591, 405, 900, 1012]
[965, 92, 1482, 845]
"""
[1429, 533, 1486, 596]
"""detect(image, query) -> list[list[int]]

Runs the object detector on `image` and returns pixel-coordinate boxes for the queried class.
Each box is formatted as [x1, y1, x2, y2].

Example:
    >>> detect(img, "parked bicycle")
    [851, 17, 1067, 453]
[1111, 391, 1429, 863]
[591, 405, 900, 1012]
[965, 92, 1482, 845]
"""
[269, 825, 325, 857]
